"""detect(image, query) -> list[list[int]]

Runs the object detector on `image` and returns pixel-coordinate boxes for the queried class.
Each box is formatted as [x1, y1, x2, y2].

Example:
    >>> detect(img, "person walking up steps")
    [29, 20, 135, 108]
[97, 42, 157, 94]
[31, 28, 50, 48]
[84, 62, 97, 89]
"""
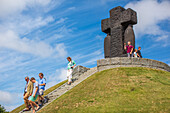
[29, 77, 40, 113]
[23, 76, 33, 111]
[67, 57, 76, 85]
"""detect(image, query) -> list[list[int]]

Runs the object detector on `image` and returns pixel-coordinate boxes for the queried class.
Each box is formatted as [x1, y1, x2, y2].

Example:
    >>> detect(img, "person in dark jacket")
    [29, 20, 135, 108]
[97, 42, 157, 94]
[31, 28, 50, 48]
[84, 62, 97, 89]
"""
[137, 47, 142, 58]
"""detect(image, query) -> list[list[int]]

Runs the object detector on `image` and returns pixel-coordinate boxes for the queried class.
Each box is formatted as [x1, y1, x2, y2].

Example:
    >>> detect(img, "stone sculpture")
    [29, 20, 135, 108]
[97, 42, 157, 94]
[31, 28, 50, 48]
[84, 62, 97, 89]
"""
[101, 6, 137, 58]
[104, 34, 111, 58]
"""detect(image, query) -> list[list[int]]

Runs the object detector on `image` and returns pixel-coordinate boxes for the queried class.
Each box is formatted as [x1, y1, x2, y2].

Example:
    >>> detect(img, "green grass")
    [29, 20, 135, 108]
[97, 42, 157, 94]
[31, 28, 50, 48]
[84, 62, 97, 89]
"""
[38, 67, 170, 113]
[10, 80, 67, 113]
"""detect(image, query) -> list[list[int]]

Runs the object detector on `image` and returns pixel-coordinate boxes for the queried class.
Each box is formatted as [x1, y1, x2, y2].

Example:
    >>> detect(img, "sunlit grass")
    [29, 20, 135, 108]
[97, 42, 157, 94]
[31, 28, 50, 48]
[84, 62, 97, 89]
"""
[39, 67, 170, 113]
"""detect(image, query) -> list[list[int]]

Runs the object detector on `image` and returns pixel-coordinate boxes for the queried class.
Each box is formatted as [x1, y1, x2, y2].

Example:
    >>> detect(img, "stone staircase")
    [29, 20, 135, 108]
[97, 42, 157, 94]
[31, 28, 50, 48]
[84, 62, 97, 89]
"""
[20, 67, 97, 113]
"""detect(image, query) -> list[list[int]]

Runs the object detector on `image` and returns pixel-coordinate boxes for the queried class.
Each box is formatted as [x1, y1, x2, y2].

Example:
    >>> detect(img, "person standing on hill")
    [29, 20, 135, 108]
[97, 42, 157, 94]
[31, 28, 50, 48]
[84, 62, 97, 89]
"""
[23, 77, 33, 111]
[137, 47, 142, 58]
[124, 41, 134, 57]
[67, 57, 76, 85]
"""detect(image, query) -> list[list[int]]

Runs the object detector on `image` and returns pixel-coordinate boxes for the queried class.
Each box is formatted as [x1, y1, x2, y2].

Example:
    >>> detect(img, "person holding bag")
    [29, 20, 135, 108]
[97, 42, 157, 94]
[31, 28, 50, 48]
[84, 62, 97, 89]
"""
[67, 57, 76, 85]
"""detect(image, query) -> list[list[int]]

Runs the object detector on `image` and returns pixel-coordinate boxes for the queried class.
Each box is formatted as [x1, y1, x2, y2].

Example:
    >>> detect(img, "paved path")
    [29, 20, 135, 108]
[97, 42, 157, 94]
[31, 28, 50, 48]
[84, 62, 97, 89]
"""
[20, 67, 97, 113]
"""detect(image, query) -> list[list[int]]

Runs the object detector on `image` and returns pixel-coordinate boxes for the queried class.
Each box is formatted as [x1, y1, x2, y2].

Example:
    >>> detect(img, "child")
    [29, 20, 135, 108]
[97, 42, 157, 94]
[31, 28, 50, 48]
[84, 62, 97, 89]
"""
[134, 49, 138, 58]
[137, 47, 142, 58]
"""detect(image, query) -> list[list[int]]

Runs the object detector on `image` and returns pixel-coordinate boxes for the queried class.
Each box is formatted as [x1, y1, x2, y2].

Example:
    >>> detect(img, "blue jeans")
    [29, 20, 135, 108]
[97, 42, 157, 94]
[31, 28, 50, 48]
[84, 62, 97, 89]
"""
[127, 53, 133, 57]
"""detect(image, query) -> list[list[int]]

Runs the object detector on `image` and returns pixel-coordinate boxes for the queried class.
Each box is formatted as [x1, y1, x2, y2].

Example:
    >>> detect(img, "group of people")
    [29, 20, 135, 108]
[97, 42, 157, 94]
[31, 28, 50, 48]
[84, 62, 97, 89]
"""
[23, 73, 47, 113]
[124, 41, 142, 58]
[22, 45, 142, 112]
[23, 57, 76, 112]
[22, 45, 141, 112]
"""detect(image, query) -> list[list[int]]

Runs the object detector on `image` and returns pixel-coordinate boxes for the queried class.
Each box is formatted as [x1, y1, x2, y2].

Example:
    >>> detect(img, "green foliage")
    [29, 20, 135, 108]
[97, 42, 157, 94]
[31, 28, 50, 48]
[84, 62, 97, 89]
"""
[0, 104, 8, 113]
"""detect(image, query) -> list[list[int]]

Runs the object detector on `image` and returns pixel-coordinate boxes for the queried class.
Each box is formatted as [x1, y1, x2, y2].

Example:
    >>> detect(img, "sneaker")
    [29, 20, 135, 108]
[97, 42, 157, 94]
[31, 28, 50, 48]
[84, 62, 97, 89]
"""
[28, 105, 31, 109]
[44, 98, 48, 103]
[22, 108, 30, 112]
[39, 104, 42, 107]
[36, 106, 40, 111]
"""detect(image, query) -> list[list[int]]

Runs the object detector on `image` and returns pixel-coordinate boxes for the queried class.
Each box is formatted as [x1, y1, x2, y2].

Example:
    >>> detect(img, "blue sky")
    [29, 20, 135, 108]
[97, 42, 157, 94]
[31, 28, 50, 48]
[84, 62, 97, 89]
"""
[0, 0, 170, 111]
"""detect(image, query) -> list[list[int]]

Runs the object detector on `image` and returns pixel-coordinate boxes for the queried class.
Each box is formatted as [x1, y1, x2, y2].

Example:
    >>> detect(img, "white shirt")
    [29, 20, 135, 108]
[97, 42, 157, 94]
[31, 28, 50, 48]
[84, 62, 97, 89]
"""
[134, 52, 137, 58]
[33, 81, 39, 95]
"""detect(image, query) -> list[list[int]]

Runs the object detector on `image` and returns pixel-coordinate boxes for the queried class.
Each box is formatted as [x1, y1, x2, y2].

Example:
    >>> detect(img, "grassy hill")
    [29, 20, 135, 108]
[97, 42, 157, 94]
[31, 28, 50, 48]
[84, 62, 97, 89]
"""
[38, 67, 170, 113]
[10, 80, 67, 113]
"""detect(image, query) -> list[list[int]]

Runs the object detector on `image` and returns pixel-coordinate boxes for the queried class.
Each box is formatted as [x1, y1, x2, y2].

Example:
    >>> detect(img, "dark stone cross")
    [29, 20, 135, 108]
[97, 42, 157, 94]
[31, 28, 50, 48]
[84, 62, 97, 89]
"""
[101, 6, 137, 58]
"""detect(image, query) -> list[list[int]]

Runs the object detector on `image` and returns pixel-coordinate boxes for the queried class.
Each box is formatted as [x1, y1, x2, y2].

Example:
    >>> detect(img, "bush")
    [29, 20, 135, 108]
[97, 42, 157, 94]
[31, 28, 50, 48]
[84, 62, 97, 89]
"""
[0, 104, 8, 113]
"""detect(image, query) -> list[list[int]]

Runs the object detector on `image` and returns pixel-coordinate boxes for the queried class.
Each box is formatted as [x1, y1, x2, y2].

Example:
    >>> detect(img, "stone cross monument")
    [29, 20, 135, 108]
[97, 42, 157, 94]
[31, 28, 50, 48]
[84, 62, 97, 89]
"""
[101, 6, 137, 58]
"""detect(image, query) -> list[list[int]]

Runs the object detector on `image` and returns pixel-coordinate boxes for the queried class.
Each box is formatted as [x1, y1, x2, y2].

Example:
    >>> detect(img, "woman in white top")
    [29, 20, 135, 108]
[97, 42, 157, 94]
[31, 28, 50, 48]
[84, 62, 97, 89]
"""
[67, 57, 76, 85]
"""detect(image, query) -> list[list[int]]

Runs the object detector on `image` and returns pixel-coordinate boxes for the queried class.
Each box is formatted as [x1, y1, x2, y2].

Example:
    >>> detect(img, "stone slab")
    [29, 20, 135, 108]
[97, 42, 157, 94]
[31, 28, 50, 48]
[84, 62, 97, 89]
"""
[97, 57, 170, 72]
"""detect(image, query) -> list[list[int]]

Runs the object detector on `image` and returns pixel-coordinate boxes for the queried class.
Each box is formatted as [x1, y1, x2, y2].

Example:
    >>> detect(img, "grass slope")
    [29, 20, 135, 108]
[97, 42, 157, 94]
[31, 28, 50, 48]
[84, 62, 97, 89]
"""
[10, 80, 67, 113]
[39, 67, 170, 113]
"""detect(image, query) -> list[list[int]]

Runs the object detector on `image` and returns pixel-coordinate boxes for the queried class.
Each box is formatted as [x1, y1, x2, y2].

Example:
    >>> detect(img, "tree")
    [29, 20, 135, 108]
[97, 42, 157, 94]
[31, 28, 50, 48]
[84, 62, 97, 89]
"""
[0, 104, 8, 113]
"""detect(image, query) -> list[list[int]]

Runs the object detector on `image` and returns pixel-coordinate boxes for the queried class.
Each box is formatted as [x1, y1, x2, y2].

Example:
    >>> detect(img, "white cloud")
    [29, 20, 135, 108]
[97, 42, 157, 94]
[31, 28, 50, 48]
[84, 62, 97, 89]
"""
[56, 18, 68, 24]
[0, 30, 67, 57]
[46, 68, 67, 89]
[67, 7, 76, 10]
[0, 0, 68, 112]
[0, 15, 54, 35]
[56, 68, 67, 81]
[95, 35, 103, 40]
[0, 90, 22, 104]
[0, 90, 13, 104]
[156, 35, 168, 41]
[75, 50, 103, 60]
[78, 50, 103, 66]
[125, 0, 170, 36]
[0, 0, 68, 58]
[81, 54, 103, 66]
[155, 35, 169, 47]
[0, 0, 64, 19]
[33, 0, 51, 6]
[0, 90, 22, 111]
[19, 16, 54, 33]
[5, 105, 20, 112]
[55, 43, 68, 57]
[0, 0, 27, 18]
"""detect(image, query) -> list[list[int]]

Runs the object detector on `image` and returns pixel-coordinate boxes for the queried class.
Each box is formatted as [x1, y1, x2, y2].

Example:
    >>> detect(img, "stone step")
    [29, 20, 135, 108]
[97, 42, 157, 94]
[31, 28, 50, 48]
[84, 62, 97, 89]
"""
[20, 67, 97, 113]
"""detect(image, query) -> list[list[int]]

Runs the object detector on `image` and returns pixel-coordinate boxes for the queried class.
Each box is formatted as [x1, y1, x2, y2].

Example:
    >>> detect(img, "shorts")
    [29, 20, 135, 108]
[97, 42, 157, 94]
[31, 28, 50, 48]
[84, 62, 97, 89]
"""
[23, 92, 30, 100]
[25, 92, 29, 97]
[29, 95, 38, 102]
[39, 89, 44, 96]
